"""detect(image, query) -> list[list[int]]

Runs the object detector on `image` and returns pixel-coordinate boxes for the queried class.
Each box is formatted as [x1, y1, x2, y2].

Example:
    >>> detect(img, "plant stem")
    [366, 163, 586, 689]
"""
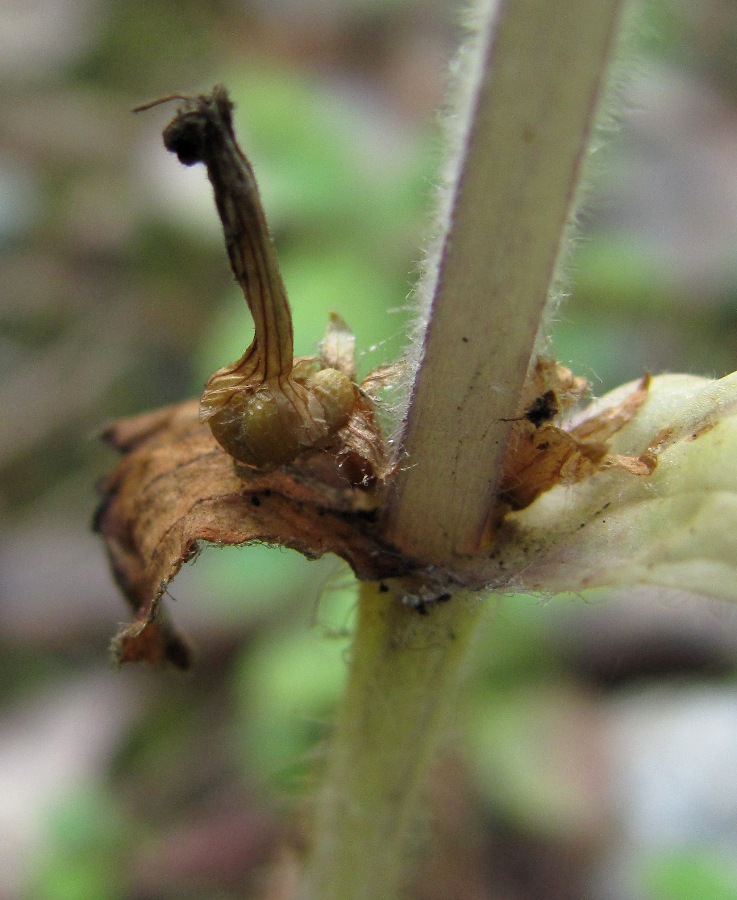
[301, 1, 627, 896]
[384, 0, 625, 563]
[302, 582, 483, 900]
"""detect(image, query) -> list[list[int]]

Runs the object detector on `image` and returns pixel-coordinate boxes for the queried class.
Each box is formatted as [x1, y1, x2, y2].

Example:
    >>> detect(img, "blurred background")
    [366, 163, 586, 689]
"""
[2, 0, 737, 897]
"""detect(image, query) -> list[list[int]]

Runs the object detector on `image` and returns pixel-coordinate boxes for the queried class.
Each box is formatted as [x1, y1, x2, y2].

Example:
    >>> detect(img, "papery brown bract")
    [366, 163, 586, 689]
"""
[499, 363, 654, 512]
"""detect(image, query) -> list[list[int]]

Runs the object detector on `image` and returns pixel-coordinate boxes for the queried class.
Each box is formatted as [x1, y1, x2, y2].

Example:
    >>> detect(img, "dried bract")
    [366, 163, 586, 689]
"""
[499, 360, 654, 512]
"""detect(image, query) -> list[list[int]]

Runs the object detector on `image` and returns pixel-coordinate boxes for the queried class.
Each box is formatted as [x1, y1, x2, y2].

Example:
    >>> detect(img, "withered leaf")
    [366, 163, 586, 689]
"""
[95, 400, 405, 668]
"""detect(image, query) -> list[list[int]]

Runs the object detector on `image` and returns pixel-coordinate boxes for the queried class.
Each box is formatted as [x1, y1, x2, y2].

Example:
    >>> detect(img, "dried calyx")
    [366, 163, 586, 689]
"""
[158, 86, 359, 469]
[498, 359, 655, 513]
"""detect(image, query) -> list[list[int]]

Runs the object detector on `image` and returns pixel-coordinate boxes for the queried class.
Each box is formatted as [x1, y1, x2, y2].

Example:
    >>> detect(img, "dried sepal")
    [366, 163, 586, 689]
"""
[499, 361, 654, 511]
[569, 373, 652, 444]
[518, 357, 589, 415]
[320, 312, 357, 380]
[332, 391, 390, 488]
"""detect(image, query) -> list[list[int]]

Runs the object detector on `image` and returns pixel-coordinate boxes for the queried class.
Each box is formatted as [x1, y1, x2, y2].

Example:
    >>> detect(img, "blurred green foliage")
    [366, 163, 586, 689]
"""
[27, 787, 129, 900]
[643, 849, 737, 900]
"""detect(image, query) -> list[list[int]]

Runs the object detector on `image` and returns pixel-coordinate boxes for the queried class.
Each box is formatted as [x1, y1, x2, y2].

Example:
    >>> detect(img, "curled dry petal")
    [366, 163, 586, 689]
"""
[320, 312, 357, 380]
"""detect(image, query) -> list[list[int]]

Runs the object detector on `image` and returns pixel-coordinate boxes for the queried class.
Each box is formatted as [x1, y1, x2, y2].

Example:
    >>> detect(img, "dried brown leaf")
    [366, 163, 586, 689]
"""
[95, 400, 405, 667]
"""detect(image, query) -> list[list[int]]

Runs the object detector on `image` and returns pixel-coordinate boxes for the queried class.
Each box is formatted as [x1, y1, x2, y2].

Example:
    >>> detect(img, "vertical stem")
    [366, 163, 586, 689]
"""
[303, 583, 483, 900]
[301, 2, 628, 896]
[383, 0, 625, 563]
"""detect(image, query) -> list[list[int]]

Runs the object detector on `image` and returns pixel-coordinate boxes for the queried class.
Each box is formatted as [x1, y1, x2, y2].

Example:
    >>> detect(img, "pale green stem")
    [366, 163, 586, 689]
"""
[302, 582, 483, 900]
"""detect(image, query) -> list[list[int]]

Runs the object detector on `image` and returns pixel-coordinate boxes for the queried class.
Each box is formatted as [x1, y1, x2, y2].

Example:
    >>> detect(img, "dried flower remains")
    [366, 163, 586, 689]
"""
[154, 85, 386, 479]
[96, 86, 661, 667]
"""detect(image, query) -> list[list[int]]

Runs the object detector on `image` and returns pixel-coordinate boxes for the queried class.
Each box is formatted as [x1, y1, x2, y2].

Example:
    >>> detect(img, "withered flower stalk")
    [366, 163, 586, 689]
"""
[157, 85, 357, 468]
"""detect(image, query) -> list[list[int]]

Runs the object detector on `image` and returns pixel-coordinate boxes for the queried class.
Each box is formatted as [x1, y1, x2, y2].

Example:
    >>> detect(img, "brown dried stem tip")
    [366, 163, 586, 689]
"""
[160, 85, 356, 468]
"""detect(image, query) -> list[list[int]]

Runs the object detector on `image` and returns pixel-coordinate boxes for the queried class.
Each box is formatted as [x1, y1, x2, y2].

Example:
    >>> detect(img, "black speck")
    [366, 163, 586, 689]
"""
[163, 116, 206, 166]
[250, 495, 261, 507]
[525, 390, 558, 427]
[462, 336, 469, 343]
[378, 582, 389, 593]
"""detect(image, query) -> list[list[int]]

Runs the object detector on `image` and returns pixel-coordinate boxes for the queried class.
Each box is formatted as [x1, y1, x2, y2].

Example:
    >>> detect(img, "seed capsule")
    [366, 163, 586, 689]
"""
[160, 86, 356, 468]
